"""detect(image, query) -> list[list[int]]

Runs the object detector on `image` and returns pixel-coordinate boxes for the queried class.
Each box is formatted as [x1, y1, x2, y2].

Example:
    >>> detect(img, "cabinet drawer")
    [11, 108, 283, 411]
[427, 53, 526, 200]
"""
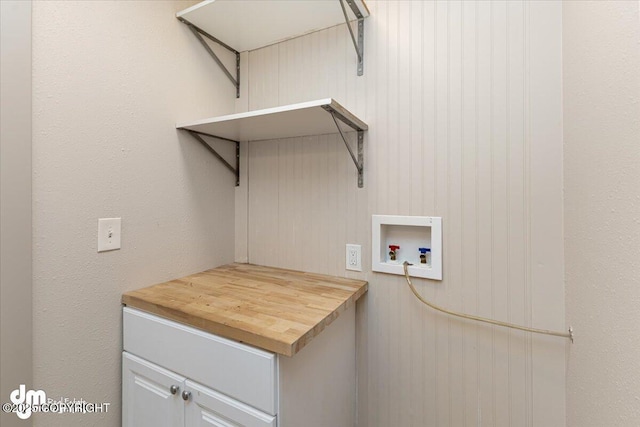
[123, 308, 277, 415]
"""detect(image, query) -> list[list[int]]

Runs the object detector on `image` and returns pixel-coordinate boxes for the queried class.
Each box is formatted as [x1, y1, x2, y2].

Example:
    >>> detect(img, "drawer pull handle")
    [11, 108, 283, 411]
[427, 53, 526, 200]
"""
[169, 385, 179, 395]
[181, 390, 191, 401]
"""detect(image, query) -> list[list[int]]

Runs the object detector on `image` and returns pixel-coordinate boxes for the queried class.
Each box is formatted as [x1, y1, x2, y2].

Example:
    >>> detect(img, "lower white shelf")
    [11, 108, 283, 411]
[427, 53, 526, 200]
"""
[176, 98, 367, 142]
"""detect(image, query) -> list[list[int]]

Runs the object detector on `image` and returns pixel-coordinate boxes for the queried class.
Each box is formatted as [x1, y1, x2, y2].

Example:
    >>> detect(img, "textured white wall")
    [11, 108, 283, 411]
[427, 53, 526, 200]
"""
[564, 2, 640, 426]
[31, 2, 236, 426]
[239, 1, 566, 425]
[1, 2, 32, 427]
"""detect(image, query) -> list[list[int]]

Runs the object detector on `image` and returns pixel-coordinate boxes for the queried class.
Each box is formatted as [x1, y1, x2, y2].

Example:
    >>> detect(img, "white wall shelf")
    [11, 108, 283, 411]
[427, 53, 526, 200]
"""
[372, 215, 443, 280]
[177, 99, 366, 142]
[177, 98, 368, 187]
[177, 0, 369, 53]
[177, 0, 369, 97]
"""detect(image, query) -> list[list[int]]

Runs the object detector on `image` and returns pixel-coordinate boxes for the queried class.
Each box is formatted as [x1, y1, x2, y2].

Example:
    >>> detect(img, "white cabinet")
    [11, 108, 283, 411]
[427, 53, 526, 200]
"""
[123, 352, 275, 427]
[123, 306, 356, 427]
[123, 307, 277, 415]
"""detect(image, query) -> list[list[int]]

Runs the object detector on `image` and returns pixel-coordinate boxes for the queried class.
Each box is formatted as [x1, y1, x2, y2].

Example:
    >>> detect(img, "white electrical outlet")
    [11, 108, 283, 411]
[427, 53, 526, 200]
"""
[346, 244, 362, 272]
[98, 218, 121, 252]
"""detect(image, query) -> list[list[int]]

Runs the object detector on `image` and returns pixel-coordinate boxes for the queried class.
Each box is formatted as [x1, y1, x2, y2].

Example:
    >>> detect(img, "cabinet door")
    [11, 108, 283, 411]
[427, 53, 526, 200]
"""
[123, 352, 185, 427]
[184, 380, 276, 427]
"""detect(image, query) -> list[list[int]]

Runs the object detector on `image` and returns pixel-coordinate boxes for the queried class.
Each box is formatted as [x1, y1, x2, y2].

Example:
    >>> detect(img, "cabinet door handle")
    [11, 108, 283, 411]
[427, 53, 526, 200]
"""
[181, 390, 191, 401]
[169, 385, 179, 395]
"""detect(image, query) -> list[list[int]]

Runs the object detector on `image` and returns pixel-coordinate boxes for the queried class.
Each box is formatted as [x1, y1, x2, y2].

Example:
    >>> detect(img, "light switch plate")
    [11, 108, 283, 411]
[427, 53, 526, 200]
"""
[346, 244, 362, 271]
[98, 218, 121, 252]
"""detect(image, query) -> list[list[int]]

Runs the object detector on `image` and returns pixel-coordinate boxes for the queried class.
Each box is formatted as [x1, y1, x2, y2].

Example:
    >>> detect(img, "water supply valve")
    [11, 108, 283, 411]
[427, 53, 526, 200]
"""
[388, 245, 400, 261]
[419, 247, 431, 265]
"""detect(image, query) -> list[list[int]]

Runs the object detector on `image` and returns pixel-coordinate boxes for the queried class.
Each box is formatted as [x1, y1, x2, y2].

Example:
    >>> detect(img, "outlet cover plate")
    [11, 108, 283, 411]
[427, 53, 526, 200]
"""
[346, 244, 362, 272]
[98, 218, 121, 252]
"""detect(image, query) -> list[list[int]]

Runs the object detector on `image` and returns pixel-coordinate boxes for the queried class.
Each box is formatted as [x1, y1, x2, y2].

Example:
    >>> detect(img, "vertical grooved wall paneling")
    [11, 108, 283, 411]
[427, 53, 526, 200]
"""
[237, 1, 565, 425]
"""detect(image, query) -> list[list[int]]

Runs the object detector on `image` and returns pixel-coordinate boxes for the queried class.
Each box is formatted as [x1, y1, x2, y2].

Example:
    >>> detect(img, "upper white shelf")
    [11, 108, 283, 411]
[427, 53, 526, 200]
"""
[176, 98, 367, 142]
[177, 0, 370, 53]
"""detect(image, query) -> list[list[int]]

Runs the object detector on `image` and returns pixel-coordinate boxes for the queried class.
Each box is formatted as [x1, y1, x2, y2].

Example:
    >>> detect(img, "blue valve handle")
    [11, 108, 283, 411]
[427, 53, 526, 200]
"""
[418, 247, 431, 254]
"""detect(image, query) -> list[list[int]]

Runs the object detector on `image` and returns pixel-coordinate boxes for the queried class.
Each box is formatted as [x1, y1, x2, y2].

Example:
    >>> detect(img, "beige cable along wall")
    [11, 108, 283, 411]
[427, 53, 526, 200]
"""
[402, 262, 573, 342]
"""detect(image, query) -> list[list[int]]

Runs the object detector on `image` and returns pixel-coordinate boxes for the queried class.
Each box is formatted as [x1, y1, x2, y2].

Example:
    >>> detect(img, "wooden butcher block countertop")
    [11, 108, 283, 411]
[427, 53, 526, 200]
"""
[122, 263, 368, 357]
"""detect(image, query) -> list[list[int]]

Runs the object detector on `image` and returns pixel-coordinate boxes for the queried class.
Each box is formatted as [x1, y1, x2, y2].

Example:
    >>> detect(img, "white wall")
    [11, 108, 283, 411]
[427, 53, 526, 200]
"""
[237, 1, 566, 425]
[1, 2, 33, 427]
[564, 2, 640, 426]
[26, 1, 640, 425]
[31, 2, 236, 426]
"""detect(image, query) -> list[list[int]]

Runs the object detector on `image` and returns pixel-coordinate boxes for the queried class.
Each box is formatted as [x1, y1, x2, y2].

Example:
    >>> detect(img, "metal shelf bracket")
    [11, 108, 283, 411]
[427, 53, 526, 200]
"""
[181, 129, 240, 186]
[323, 106, 365, 188]
[178, 18, 241, 98]
[339, 0, 365, 76]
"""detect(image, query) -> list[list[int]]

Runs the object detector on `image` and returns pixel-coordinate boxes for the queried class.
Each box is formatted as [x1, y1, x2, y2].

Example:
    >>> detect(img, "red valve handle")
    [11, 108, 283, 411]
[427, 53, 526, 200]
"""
[389, 245, 400, 251]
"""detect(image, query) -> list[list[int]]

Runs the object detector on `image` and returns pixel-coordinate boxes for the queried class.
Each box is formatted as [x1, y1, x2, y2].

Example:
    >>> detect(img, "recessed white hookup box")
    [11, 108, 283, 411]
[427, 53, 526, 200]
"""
[372, 215, 442, 280]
